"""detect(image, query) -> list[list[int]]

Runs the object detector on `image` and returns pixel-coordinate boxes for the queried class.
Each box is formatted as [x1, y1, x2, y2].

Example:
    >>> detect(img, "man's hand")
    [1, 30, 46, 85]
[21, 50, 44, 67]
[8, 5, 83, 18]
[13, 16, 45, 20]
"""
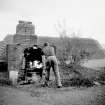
[43, 65, 46, 74]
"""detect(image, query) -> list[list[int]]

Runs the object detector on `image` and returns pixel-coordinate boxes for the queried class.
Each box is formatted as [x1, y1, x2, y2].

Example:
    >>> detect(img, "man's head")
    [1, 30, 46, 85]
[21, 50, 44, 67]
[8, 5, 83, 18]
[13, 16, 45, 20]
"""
[33, 44, 37, 49]
[44, 42, 49, 46]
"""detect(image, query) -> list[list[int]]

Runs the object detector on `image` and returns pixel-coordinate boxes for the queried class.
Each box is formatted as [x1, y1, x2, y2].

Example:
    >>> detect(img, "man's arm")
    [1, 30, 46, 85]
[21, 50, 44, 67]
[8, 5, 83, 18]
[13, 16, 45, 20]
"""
[42, 55, 46, 67]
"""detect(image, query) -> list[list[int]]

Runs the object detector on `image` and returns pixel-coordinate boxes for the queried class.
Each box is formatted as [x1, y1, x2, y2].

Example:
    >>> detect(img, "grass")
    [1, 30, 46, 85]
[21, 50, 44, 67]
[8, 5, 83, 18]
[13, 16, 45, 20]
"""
[0, 63, 105, 88]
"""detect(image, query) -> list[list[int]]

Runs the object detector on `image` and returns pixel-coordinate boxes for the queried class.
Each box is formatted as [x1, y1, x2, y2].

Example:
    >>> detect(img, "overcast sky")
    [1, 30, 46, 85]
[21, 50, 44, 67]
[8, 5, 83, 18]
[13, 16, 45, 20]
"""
[0, 0, 105, 44]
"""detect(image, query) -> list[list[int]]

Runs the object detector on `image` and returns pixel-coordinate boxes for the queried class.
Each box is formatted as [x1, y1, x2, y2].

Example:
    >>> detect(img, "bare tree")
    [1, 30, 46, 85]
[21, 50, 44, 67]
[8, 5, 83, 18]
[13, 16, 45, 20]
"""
[55, 20, 90, 67]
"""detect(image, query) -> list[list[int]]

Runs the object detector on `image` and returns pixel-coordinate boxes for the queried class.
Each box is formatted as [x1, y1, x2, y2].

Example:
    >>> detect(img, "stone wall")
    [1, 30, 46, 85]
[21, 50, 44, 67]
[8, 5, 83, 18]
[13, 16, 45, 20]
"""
[16, 20, 35, 35]
[7, 21, 38, 83]
[14, 20, 37, 45]
[8, 21, 37, 71]
[13, 35, 37, 45]
[7, 44, 23, 72]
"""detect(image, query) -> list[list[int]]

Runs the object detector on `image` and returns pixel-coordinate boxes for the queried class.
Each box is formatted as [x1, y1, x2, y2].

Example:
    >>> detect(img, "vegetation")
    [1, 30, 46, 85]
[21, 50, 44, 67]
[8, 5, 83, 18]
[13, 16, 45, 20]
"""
[1, 33, 105, 87]
[54, 22, 105, 86]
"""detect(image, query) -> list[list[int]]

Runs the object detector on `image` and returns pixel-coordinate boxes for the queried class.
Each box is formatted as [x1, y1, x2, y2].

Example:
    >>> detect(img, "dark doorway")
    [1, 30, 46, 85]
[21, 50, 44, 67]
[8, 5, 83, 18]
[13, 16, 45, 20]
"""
[0, 62, 8, 72]
[0, 61, 8, 79]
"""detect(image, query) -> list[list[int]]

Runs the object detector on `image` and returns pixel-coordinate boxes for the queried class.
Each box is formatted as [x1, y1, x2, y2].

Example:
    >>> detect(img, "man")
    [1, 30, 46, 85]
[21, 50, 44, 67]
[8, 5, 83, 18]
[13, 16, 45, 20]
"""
[30, 45, 44, 63]
[43, 42, 62, 88]
[24, 45, 45, 78]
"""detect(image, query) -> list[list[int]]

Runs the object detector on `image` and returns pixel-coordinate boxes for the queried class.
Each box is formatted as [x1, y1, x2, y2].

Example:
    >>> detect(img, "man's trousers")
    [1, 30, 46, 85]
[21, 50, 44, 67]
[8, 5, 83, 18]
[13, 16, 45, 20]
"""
[45, 56, 62, 87]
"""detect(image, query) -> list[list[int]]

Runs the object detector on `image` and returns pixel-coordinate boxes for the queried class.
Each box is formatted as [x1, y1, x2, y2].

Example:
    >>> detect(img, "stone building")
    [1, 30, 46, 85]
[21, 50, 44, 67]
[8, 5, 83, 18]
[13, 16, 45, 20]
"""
[3, 20, 37, 84]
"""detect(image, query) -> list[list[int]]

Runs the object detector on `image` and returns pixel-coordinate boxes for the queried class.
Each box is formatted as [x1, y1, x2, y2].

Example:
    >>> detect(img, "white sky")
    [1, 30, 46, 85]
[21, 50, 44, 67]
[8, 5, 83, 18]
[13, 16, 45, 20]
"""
[0, 0, 105, 44]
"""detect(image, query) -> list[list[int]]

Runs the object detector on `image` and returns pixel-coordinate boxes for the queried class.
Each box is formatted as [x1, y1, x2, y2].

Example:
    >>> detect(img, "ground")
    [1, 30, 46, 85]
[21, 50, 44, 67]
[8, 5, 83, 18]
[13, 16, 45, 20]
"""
[0, 84, 105, 105]
[1, 58, 105, 105]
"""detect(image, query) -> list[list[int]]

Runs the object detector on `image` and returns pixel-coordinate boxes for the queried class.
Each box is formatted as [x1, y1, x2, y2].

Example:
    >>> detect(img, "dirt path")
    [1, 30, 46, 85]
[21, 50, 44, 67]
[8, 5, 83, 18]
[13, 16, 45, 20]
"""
[0, 85, 105, 105]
